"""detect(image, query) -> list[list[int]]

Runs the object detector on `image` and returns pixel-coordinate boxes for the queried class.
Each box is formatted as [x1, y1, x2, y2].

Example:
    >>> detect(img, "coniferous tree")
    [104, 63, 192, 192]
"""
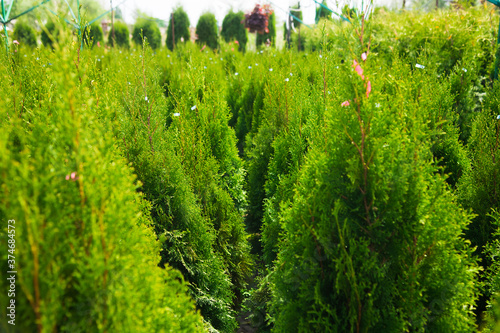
[268, 57, 478, 332]
[108, 21, 129, 48]
[316, 0, 331, 20]
[12, 21, 37, 47]
[82, 22, 104, 47]
[196, 12, 218, 50]
[41, 20, 59, 47]
[132, 19, 161, 49]
[166, 6, 190, 51]
[221, 10, 247, 51]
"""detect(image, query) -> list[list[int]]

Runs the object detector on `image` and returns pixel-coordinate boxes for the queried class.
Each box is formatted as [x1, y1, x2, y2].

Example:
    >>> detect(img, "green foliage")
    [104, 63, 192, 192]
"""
[221, 10, 247, 51]
[0, 43, 203, 333]
[196, 12, 218, 50]
[102, 45, 252, 332]
[108, 21, 130, 48]
[3, 6, 500, 332]
[459, 83, 500, 252]
[267, 56, 478, 333]
[41, 21, 59, 48]
[166, 6, 190, 51]
[458, 82, 500, 324]
[83, 22, 104, 47]
[292, 6, 302, 29]
[12, 21, 37, 47]
[256, 12, 276, 48]
[132, 19, 161, 49]
[315, 0, 332, 21]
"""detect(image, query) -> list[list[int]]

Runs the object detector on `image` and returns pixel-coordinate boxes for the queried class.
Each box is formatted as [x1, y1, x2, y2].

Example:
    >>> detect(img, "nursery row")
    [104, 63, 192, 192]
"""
[1, 6, 500, 333]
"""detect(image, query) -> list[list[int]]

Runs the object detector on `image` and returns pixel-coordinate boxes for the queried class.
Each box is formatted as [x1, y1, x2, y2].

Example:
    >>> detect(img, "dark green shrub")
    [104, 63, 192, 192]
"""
[222, 10, 247, 51]
[41, 21, 58, 47]
[83, 22, 104, 47]
[196, 12, 218, 49]
[12, 21, 37, 47]
[166, 6, 190, 51]
[132, 19, 161, 49]
[108, 21, 129, 48]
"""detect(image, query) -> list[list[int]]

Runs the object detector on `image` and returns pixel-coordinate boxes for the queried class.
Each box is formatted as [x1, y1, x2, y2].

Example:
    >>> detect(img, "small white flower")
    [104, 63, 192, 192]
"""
[97, 59, 101, 62]
[204, 66, 207, 69]
[119, 51, 122, 54]
[248, 66, 252, 69]
[24, 54, 26, 57]
[497, 115, 500, 120]
[415, 63, 425, 69]
[235, 72, 239, 76]
[128, 82, 131, 85]
[285, 78, 289, 82]
[145, 96, 148, 102]
[191, 105, 197, 111]
[319, 54, 323, 58]
[375, 103, 381, 108]
[170, 62, 173, 65]
[167, 54, 170, 58]
[260, 50, 263, 54]
[336, 66, 339, 69]
[255, 63, 258, 66]
[328, 91, 331, 95]
[173, 112, 180, 117]
[290, 73, 293, 76]
[209, 58, 212, 60]
[269, 68, 273, 72]
[220, 57, 223, 61]
[36, 57, 39, 60]
[462, 68, 467, 72]
[101, 55, 104, 58]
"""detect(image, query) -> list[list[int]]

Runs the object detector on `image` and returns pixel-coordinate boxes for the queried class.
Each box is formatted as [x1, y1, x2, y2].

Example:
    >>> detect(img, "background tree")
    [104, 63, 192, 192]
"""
[82, 22, 103, 47]
[114, 7, 123, 20]
[256, 12, 275, 47]
[41, 20, 59, 47]
[221, 10, 247, 51]
[108, 21, 129, 48]
[292, 5, 302, 29]
[196, 12, 218, 50]
[13, 21, 37, 47]
[166, 6, 190, 51]
[132, 18, 161, 49]
[315, 0, 331, 21]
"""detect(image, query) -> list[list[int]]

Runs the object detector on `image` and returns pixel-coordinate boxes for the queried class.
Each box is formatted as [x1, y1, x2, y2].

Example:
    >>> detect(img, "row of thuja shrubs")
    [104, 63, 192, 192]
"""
[185, 6, 500, 332]
[0, 36, 206, 332]
[0, 26, 253, 333]
[40, 20, 130, 48]
[11, 12, 222, 51]
[2, 5, 500, 333]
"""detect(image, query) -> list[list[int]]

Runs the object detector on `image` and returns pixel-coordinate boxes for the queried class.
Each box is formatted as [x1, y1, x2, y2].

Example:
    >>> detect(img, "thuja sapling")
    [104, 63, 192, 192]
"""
[267, 54, 478, 332]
